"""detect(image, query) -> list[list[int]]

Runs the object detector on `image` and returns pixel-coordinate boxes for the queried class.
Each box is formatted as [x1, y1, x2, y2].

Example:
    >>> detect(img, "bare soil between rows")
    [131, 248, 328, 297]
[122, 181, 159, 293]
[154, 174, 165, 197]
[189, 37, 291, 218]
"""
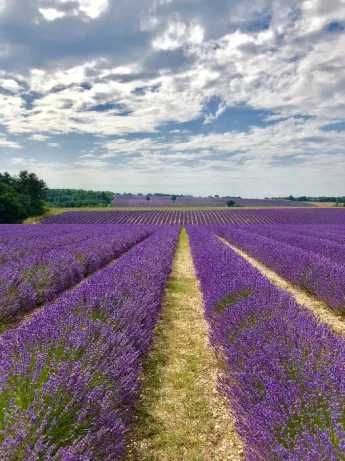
[126, 230, 243, 461]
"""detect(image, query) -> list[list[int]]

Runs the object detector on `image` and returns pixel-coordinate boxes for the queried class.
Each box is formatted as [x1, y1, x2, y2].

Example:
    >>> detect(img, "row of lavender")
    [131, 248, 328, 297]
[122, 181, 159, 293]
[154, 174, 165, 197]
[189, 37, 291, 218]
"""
[0, 225, 153, 326]
[0, 224, 128, 266]
[43, 209, 276, 225]
[216, 225, 345, 314]
[188, 226, 345, 460]
[43, 208, 345, 225]
[255, 224, 345, 245]
[0, 226, 179, 459]
[237, 224, 345, 265]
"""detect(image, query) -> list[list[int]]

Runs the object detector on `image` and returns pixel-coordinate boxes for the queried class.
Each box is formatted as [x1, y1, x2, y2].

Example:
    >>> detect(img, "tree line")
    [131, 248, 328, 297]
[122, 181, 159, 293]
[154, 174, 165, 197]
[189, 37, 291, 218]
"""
[286, 195, 345, 205]
[0, 171, 48, 223]
[47, 189, 114, 208]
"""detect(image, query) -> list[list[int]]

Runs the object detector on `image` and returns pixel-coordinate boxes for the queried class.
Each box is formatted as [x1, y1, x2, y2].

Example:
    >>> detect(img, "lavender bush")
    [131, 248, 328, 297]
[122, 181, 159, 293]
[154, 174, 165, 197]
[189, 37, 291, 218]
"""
[278, 224, 345, 245]
[0, 226, 179, 459]
[0, 225, 153, 324]
[239, 224, 345, 265]
[188, 226, 345, 460]
[0, 224, 120, 267]
[216, 225, 345, 314]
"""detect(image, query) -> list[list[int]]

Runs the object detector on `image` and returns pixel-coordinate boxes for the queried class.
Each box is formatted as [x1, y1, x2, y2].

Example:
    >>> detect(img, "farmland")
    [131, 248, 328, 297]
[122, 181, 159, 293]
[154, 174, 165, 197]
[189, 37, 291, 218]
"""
[1, 208, 345, 459]
[43, 207, 345, 225]
[112, 195, 313, 208]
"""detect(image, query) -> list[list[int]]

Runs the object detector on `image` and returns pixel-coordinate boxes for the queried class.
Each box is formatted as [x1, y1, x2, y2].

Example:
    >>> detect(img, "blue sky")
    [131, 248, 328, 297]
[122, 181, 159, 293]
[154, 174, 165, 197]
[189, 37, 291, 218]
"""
[0, 0, 345, 196]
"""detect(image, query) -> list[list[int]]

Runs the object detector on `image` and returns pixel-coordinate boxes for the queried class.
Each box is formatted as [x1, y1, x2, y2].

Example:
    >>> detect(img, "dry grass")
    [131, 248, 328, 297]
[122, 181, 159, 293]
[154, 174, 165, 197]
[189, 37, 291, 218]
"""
[126, 229, 243, 461]
[219, 237, 345, 337]
[23, 207, 115, 224]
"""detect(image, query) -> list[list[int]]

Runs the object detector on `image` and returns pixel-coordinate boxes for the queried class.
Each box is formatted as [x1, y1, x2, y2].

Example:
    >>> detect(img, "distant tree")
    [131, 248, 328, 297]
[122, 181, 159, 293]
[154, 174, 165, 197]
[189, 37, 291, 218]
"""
[47, 189, 114, 208]
[0, 172, 15, 187]
[288, 195, 296, 201]
[0, 181, 26, 223]
[146, 195, 151, 201]
[0, 170, 47, 223]
[15, 170, 48, 216]
[226, 200, 236, 207]
[171, 195, 177, 202]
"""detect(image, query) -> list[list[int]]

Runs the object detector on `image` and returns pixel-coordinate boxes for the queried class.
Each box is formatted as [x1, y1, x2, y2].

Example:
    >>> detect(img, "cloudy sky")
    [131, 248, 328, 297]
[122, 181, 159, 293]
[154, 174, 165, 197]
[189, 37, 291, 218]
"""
[0, 0, 345, 196]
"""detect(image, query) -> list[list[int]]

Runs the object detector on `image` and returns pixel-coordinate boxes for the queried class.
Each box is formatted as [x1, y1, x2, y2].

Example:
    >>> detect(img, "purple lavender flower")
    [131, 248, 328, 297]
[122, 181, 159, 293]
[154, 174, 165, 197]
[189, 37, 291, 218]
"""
[188, 225, 345, 460]
[0, 225, 153, 323]
[0, 226, 179, 459]
[216, 225, 345, 313]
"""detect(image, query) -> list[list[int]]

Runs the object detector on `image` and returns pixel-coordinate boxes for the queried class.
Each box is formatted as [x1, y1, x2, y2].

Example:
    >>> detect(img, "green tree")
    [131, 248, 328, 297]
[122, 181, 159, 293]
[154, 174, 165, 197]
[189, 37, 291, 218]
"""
[47, 189, 114, 208]
[15, 170, 48, 216]
[226, 200, 236, 207]
[0, 170, 47, 223]
[0, 181, 26, 223]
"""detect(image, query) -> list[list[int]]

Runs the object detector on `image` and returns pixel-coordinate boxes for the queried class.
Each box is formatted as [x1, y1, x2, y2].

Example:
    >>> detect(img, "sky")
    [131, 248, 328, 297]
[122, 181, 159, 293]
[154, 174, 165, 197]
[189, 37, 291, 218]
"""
[0, 0, 345, 197]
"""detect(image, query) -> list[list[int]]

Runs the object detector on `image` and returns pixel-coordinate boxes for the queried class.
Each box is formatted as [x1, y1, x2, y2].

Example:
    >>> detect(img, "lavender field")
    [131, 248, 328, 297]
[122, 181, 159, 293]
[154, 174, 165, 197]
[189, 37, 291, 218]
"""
[3, 0, 345, 457]
[44, 207, 345, 225]
[1, 209, 345, 459]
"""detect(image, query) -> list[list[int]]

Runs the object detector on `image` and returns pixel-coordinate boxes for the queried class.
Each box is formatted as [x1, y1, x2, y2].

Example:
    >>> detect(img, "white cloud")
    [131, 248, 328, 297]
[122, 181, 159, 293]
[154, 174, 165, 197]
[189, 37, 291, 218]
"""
[0, 134, 21, 149]
[1, 60, 207, 136]
[2, 2, 345, 141]
[38, 0, 109, 21]
[0, 0, 345, 195]
[29, 134, 50, 142]
[152, 20, 204, 50]
[78, 0, 109, 19]
[94, 116, 345, 185]
[0, 78, 21, 93]
[39, 8, 66, 21]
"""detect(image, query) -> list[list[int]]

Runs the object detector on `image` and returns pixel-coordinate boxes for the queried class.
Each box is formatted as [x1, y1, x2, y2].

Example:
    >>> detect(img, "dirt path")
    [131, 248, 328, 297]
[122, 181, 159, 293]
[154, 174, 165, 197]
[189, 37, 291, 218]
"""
[126, 229, 243, 461]
[219, 237, 345, 337]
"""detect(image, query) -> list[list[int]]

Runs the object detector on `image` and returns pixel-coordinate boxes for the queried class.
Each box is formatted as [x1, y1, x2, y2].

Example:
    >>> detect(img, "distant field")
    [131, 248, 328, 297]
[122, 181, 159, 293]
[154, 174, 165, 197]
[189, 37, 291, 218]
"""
[26, 201, 339, 224]
[112, 196, 314, 208]
[43, 207, 345, 225]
